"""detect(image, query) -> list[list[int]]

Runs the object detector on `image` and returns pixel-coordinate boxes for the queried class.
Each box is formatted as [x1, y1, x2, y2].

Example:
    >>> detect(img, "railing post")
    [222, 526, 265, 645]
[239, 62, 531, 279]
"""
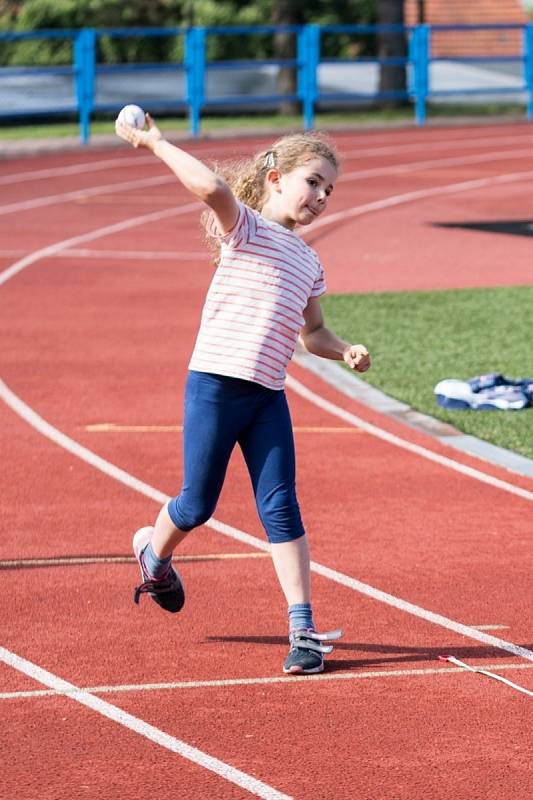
[74, 28, 95, 145]
[297, 24, 319, 131]
[524, 24, 533, 121]
[185, 27, 205, 138]
[410, 24, 429, 126]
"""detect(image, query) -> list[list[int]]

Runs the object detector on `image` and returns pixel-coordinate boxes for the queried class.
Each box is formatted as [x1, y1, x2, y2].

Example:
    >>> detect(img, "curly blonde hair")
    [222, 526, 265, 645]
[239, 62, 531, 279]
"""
[203, 132, 339, 256]
[222, 131, 339, 210]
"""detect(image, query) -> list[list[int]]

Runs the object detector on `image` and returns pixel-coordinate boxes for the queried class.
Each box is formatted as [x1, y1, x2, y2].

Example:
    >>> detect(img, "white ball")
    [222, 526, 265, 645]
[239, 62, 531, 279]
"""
[117, 104, 146, 129]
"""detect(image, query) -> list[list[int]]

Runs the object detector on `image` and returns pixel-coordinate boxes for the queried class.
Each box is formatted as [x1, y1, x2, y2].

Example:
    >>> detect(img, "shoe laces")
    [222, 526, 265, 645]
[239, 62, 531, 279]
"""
[133, 575, 175, 605]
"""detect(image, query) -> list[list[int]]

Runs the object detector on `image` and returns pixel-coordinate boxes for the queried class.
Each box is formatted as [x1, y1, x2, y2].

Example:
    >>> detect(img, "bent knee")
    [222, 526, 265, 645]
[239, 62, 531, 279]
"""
[259, 495, 305, 544]
[167, 496, 214, 532]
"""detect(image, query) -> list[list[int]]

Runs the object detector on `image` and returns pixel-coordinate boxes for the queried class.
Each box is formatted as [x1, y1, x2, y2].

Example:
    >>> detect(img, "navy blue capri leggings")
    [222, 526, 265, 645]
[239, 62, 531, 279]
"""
[167, 370, 305, 544]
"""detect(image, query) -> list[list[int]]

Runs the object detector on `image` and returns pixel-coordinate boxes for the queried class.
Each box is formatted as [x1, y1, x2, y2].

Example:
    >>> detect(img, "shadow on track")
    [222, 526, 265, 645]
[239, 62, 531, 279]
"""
[206, 634, 533, 670]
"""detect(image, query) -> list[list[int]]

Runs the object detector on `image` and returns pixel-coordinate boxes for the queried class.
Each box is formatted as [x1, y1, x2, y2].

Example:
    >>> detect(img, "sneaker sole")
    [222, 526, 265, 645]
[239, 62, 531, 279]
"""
[283, 663, 324, 675]
[133, 526, 155, 578]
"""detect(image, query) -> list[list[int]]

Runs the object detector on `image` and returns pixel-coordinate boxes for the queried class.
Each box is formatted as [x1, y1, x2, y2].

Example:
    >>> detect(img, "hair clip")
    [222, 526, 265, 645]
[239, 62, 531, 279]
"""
[264, 151, 276, 168]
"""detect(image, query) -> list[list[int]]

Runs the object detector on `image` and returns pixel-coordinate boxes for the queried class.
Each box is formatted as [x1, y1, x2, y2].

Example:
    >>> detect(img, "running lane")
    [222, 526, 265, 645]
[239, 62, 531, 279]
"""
[1, 123, 532, 800]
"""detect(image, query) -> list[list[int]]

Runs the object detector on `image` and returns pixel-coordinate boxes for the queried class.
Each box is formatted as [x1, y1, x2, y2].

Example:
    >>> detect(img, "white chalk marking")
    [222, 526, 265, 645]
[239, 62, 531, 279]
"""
[339, 146, 533, 182]
[0, 155, 153, 186]
[471, 624, 510, 631]
[4, 138, 533, 223]
[0, 646, 291, 800]
[2, 133, 532, 793]
[2, 662, 533, 701]
[59, 248, 208, 261]
[306, 169, 533, 234]
[1, 377, 532, 665]
[339, 131, 533, 160]
[440, 656, 533, 698]
[0, 201, 201, 287]
[2, 129, 531, 188]
[0, 174, 177, 217]
[284, 375, 533, 503]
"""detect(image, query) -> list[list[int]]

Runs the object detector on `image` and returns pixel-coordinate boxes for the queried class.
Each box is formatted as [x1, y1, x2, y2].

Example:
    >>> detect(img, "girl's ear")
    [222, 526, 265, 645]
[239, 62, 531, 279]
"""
[265, 168, 282, 193]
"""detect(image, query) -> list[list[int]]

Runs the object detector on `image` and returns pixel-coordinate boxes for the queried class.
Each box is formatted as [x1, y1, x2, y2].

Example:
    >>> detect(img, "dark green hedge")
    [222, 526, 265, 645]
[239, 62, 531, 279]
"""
[0, 0, 378, 65]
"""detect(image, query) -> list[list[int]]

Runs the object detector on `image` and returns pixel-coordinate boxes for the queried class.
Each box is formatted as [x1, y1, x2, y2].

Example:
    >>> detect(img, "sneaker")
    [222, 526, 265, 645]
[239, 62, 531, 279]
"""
[434, 378, 530, 411]
[283, 628, 343, 675]
[132, 527, 185, 613]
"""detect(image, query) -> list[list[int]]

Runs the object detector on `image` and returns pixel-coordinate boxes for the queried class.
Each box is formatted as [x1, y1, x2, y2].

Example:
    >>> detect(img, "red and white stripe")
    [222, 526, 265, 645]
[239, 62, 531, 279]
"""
[189, 203, 325, 390]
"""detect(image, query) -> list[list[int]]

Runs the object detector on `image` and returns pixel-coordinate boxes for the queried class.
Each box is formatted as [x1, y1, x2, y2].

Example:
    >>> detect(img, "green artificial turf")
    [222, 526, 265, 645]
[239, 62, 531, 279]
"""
[321, 286, 533, 460]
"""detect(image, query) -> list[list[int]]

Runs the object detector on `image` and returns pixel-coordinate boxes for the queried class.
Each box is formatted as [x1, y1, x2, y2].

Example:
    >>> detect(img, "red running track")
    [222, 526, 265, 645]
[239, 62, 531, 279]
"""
[1, 122, 532, 800]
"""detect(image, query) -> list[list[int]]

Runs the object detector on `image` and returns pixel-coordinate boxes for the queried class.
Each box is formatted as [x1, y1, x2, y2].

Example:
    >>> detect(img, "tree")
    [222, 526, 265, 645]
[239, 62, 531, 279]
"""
[272, 0, 305, 114]
[270, 0, 407, 113]
[271, 0, 377, 113]
[376, 0, 407, 107]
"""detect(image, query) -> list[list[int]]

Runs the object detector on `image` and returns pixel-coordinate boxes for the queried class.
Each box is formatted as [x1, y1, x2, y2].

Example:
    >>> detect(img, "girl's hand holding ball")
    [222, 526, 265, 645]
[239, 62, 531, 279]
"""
[115, 104, 162, 151]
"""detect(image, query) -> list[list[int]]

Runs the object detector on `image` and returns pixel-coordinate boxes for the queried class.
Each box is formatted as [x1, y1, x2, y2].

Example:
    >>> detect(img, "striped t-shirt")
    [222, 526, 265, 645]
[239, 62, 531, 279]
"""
[189, 202, 326, 390]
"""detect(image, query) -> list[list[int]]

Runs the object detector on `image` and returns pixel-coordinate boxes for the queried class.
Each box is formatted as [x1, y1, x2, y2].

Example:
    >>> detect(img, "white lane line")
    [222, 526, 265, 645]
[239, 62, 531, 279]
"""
[1, 376, 532, 665]
[305, 168, 533, 235]
[4, 145, 533, 221]
[2, 662, 533, 700]
[2, 165, 533, 291]
[0, 155, 153, 186]
[0, 201, 201, 287]
[0, 144, 529, 792]
[308, 559, 533, 662]
[59, 248, 208, 261]
[339, 146, 533, 182]
[0, 161, 531, 660]
[2, 130, 531, 189]
[471, 624, 510, 631]
[0, 139, 256, 187]
[292, 350, 533, 479]
[339, 132, 533, 159]
[284, 375, 533, 503]
[0, 248, 207, 261]
[0, 377, 169, 504]
[0, 646, 291, 800]
[0, 173, 177, 217]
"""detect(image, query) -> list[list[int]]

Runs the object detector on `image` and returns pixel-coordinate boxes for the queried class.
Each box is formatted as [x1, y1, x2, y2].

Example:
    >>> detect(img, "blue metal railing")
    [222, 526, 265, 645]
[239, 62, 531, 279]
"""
[0, 23, 531, 143]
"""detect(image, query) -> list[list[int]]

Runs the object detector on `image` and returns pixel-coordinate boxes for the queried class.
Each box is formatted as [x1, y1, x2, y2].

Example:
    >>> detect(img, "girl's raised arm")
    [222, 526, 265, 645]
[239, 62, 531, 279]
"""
[115, 113, 239, 233]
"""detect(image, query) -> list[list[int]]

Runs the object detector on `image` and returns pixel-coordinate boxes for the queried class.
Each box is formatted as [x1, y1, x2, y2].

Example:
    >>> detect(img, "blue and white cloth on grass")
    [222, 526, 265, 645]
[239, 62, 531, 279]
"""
[434, 373, 533, 411]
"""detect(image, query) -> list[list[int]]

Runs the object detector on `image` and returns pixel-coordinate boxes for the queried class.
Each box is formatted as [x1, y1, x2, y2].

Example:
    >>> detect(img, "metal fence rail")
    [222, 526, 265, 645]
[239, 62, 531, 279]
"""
[0, 23, 531, 143]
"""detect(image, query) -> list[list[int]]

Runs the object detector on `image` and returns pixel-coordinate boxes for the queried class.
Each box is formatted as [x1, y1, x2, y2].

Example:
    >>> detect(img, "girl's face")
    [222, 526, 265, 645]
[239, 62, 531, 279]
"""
[266, 156, 337, 229]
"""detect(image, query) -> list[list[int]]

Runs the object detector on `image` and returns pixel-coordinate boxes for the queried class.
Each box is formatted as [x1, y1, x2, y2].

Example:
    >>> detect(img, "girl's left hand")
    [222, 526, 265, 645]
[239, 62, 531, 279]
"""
[343, 344, 371, 372]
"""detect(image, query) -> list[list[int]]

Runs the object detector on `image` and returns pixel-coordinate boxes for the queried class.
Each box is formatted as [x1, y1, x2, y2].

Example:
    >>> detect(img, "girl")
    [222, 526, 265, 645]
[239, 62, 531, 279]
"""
[116, 114, 371, 675]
